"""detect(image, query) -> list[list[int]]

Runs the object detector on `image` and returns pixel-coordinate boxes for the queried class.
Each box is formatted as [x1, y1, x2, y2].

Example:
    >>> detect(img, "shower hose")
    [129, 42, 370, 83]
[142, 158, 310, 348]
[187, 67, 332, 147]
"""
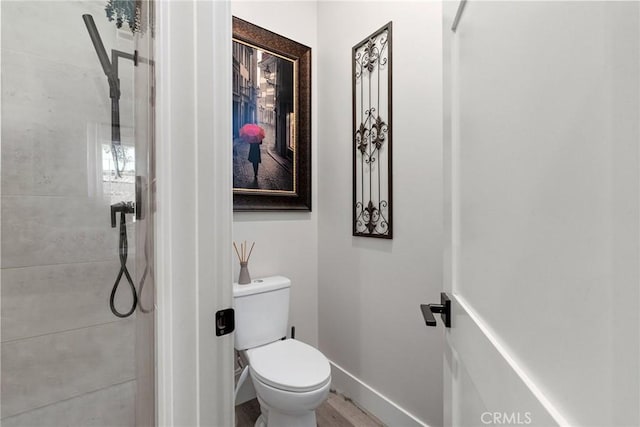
[110, 202, 138, 318]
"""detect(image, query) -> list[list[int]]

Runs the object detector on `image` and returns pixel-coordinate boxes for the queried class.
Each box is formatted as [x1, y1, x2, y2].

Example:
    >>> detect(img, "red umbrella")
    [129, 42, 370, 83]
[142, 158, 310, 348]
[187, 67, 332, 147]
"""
[239, 123, 265, 144]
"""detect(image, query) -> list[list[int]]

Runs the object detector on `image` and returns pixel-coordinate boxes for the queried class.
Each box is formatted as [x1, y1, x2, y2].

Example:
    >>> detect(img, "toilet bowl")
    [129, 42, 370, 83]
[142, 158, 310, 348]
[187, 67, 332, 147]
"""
[247, 339, 330, 427]
[233, 277, 331, 427]
[252, 378, 331, 427]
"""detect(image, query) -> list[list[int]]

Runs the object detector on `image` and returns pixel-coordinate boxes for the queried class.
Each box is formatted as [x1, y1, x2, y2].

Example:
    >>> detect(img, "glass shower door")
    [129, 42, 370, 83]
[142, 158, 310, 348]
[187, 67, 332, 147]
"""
[1, 1, 155, 425]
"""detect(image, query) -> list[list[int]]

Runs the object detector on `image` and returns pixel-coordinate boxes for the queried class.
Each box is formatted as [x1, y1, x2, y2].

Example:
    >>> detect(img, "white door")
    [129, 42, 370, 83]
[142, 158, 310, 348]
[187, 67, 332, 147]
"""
[441, 1, 639, 426]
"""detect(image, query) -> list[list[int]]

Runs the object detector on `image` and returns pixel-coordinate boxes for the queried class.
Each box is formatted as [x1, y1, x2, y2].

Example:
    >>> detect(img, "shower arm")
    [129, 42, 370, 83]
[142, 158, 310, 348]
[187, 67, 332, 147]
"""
[109, 49, 138, 101]
[82, 14, 138, 102]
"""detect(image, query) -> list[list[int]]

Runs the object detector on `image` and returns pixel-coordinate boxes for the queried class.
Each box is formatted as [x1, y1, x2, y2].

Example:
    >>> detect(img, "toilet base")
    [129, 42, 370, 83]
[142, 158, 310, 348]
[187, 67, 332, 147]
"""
[255, 408, 317, 427]
[269, 411, 317, 427]
[254, 414, 265, 427]
[255, 396, 318, 427]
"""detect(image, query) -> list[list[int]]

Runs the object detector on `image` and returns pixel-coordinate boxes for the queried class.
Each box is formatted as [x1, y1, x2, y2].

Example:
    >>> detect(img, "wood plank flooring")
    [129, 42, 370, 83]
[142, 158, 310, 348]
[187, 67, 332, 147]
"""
[236, 391, 385, 427]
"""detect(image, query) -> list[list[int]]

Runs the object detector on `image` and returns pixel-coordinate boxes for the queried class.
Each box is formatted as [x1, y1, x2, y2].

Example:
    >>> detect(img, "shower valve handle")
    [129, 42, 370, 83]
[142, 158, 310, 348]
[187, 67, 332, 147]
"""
[110, 202, 135, 228]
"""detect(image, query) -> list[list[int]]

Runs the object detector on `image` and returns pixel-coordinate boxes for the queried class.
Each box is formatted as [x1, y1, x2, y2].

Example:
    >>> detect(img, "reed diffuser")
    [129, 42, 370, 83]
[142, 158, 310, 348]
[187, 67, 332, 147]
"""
[233, 240, 255, 285]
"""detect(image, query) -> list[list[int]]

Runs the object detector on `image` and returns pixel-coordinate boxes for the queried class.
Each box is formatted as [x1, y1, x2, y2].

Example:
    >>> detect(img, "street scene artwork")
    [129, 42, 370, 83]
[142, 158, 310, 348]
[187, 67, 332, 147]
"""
[233, 39, 296, 194]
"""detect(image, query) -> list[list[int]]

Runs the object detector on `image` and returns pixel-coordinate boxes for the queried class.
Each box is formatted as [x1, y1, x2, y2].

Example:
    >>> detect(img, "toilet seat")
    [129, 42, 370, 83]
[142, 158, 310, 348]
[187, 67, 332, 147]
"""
[246, 339, 331, 393]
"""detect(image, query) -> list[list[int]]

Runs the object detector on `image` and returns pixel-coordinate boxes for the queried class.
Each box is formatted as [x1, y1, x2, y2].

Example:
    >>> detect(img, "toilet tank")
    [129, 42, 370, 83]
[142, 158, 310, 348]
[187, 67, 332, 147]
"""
[233, 276, 291, 350]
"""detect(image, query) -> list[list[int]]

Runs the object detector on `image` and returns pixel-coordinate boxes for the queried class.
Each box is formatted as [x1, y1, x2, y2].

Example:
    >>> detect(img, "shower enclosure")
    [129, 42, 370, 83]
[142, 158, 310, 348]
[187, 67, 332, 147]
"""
[1, 1, 156, 425]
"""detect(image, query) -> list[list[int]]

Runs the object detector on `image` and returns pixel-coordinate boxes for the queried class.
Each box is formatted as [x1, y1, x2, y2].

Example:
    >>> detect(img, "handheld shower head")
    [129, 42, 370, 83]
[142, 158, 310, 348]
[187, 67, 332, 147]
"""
[82, 15, 113, 78]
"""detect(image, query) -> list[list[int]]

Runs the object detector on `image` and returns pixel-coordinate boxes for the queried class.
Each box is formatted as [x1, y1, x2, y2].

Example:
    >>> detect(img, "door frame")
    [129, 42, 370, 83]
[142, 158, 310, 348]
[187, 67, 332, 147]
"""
[155, 0, 235, 425]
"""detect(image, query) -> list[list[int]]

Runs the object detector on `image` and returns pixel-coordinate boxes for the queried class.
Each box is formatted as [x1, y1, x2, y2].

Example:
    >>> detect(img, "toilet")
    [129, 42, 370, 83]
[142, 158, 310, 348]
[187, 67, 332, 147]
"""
[233, 276, 331, 427]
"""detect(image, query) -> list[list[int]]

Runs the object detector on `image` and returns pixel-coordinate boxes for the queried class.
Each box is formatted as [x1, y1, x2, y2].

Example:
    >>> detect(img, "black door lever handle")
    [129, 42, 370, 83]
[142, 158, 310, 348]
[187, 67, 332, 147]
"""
[420, 293, 451, 328]
[420, 304, 437, 326]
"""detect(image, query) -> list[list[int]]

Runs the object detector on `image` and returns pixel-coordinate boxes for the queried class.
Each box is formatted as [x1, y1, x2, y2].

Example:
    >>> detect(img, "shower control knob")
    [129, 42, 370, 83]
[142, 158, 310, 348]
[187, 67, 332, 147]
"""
[110, 201, 135, 228]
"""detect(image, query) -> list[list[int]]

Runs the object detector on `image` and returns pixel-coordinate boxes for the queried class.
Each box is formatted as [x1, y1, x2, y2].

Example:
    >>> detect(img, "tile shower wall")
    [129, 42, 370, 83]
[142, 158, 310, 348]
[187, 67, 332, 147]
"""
[1, 1, 137, 424]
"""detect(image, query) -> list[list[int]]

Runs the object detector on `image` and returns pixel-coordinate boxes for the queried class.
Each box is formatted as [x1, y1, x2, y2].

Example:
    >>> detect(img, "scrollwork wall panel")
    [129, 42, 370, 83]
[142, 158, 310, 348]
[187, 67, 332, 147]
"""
[353, 22, 392, 238]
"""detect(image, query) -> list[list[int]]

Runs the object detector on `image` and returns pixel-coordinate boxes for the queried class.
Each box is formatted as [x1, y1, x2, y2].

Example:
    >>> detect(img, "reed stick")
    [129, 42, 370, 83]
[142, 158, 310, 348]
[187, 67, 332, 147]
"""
[233, 240, 256, 263]
[233, 242, 242, 262]
[247, 242, 255, 262]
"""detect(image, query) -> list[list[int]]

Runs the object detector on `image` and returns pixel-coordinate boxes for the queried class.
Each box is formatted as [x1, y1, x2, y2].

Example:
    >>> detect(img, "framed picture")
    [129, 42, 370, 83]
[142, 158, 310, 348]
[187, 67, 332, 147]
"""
[232, 17, 312, 211]
[353, 22, 393, 238]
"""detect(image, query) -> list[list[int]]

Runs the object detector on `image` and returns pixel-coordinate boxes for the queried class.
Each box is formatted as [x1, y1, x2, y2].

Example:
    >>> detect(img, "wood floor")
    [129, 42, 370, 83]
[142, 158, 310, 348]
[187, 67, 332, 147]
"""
[236, 391, 385, 427]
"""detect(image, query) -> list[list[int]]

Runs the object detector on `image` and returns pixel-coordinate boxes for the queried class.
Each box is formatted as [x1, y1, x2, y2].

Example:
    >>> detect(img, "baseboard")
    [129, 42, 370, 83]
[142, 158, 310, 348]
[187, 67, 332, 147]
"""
[329, 361, 429, 427]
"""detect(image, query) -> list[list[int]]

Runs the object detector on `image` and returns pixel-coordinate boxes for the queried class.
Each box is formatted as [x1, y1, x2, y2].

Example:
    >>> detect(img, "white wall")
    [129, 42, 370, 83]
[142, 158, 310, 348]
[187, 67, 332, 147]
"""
[231, 1, 319, 347]
[317, 2, 444, 426]
[232, 2, 444, 424]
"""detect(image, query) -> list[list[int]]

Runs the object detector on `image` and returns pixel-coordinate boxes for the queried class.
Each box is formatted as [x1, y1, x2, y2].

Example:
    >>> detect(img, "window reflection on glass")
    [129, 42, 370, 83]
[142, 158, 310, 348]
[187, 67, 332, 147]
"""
[103, 142, 135, 205]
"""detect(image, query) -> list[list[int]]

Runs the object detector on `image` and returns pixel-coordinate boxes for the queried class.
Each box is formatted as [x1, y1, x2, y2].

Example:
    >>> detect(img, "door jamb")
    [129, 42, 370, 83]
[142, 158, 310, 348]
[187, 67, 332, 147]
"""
[155, 1, 234, 425]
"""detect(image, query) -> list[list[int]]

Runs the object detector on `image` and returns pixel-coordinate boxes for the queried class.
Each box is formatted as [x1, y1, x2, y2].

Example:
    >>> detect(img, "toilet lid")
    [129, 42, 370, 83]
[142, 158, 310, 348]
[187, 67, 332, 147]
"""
[246, 339, 331, 392]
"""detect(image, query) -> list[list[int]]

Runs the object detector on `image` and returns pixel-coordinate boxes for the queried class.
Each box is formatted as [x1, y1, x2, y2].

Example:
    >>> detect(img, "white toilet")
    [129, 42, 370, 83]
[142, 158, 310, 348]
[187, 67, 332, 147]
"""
[233, 276, 331, 427]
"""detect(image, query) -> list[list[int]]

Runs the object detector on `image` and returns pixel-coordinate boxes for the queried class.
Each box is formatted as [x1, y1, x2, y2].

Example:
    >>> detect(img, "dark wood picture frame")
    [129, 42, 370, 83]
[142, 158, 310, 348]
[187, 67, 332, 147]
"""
[352, 22, 393, 238]
[232, 17, 312, 211]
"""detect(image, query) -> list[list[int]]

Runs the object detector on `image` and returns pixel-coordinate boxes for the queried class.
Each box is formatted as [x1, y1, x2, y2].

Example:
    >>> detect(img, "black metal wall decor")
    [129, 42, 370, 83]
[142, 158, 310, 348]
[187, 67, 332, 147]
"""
[353, 22, 392, 238]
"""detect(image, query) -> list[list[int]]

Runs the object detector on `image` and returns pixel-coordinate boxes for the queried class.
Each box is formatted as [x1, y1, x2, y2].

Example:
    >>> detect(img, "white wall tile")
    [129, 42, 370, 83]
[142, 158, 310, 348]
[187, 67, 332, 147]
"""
[1, 381, 135, 427]
[1, 1, 135, 73]
[0, 49, 135, 131]
[1, 107, 89, 197]
[1, 49, 109, 121]
[1, 196, 125, 268]
[1, 320, 135, 418]
[1, 260, 137, 342]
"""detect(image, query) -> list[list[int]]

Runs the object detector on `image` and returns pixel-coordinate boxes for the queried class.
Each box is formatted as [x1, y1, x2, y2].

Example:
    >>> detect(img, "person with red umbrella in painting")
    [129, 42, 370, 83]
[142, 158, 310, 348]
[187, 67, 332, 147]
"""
[239, 123, 266, 179]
